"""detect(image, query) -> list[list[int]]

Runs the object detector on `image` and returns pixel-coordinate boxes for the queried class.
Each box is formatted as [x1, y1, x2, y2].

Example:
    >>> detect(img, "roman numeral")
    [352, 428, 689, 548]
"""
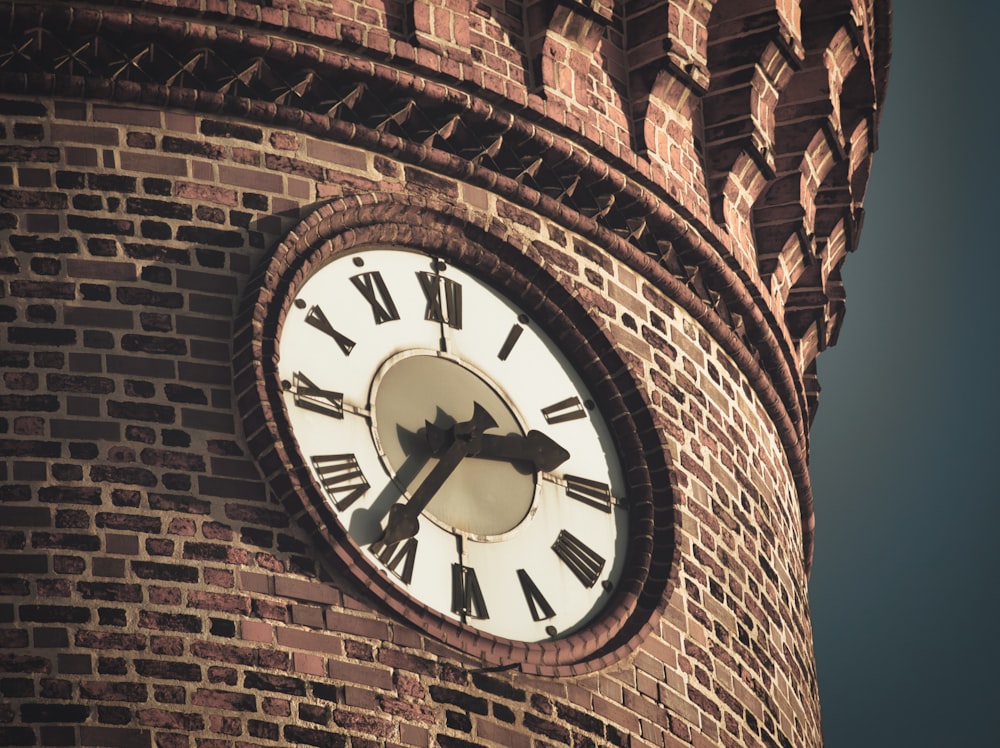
[552, 530, 605, 589]
[417, 272, 463, 329]
[451, 564, 489, 620]
[564, 475, 612, 513]
[516, 569, 555, 622]
[497, 324, 523, 361]
[541, 396, 587, 425]
[311, 454, 369, 511]
[305, 305, 356, 355]
[351, 271, 400, 325]
[291, 372, 344, 419]
[370, 536, 417, 585]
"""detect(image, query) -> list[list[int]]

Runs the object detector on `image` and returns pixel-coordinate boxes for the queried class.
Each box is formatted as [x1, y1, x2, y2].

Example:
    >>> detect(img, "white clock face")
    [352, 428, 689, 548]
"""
[277, 246, 629, 642]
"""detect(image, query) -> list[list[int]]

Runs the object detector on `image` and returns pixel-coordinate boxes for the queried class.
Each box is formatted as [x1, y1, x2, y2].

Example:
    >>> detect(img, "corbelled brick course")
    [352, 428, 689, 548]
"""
[0, 1, 889, 746]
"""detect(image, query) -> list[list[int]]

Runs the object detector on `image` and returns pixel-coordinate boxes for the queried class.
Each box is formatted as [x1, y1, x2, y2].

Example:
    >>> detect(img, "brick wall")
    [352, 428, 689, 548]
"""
[0, 1, 890, 746]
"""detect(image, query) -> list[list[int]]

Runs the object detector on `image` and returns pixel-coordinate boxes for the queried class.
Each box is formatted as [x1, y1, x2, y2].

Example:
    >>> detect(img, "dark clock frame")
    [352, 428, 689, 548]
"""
[233, 191, 679, 675]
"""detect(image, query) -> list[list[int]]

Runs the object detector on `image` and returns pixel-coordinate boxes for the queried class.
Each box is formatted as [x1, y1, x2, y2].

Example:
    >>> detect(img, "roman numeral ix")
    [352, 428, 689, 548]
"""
[291, 372, 344, 419]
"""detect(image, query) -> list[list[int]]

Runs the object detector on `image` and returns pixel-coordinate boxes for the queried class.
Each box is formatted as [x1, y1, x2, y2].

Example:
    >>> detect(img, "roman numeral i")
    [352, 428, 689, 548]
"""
[451, 564, 488, 621]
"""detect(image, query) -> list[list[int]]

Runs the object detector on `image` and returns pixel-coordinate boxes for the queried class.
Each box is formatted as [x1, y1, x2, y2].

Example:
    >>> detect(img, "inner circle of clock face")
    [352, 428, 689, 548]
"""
[370, 352, 534, 538]
[276, 246, 630, 642]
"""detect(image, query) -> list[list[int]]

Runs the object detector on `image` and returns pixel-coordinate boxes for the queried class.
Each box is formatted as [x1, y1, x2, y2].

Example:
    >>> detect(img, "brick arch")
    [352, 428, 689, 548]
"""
[624, 0, 714, 208]
[462, 0, 532, 91]
[522, 0, 631, 150]
[753, 1, 882, 393]
[702, 0, 804, 258]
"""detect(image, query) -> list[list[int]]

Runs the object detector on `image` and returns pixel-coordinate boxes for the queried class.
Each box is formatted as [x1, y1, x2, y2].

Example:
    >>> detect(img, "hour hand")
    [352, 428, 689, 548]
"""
[427, 425, 570, 472]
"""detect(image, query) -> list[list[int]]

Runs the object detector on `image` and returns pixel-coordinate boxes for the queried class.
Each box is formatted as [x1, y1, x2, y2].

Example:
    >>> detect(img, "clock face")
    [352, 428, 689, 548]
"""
[275, 246, 629, 642]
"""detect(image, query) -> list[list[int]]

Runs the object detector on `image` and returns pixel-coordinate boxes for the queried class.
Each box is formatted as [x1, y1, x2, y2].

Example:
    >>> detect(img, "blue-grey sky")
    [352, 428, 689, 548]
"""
[808, 1, 1000, 744]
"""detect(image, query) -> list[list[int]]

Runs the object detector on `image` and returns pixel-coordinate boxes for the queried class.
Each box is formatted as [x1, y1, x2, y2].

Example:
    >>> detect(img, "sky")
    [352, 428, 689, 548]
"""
[807, 2, 1000, 745]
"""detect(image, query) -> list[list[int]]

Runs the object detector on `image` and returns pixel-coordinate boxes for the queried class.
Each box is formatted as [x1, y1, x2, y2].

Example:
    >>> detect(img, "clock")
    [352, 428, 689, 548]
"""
[272, 246, 630, 644]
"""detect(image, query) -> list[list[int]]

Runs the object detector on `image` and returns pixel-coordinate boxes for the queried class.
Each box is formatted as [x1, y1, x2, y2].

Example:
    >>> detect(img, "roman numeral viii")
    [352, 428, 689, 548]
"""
[311, 454, 369, 511]
[351, 271, 400, 325]
[417, 272, 462, 329]
[552, 530, 605, 589]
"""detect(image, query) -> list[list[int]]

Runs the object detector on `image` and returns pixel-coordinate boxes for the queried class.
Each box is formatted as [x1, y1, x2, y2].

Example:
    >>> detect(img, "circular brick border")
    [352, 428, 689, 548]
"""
[233, 192, 680, 675]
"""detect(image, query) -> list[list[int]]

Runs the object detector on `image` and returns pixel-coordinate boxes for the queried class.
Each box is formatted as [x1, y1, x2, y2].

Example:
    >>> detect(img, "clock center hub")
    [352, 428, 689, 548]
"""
[370, 351, 535, 538]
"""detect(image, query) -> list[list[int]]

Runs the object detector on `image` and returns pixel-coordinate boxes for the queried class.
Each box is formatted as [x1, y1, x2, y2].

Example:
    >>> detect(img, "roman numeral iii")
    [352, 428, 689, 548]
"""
[311, 454, 369, 511]
[552, 530, 605, 588]
[351, 271, 400, 324]
[417, 272, 463, 329]
[564, 475, 613, 513]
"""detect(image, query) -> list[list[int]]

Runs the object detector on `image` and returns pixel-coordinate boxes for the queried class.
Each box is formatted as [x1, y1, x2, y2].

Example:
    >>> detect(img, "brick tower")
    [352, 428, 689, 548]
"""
[0, 1, 890, 746]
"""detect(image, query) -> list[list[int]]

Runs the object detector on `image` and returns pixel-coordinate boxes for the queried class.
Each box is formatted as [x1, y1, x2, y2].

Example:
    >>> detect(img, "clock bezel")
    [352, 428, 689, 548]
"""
[234, 193, 677, 674]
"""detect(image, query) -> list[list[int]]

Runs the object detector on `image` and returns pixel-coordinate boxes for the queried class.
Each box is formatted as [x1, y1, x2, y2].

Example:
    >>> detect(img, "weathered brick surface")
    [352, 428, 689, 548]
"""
[0, 1, 888, 746]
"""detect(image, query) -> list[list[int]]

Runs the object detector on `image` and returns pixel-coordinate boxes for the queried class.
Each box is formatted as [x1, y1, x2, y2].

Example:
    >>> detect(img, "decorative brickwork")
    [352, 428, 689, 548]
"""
[1, 1, 889, 746]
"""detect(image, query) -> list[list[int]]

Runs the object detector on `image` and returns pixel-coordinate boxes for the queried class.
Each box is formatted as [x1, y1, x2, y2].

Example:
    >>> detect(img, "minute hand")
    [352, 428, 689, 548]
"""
[377, 402, 497, 547]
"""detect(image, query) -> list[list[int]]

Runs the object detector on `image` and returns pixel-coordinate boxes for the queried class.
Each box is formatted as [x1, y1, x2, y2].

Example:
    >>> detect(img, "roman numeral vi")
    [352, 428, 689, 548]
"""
[451, 564, 489, 620]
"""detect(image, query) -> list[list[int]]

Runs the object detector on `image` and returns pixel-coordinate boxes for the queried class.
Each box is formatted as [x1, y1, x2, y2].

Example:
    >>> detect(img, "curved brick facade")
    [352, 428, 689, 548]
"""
[1, 1, 889, 746]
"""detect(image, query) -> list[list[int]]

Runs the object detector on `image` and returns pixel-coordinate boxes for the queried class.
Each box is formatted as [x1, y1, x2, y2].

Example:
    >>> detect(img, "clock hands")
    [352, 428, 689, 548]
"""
[376, 402, 498, 547]
[426, 424, 570, 473]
